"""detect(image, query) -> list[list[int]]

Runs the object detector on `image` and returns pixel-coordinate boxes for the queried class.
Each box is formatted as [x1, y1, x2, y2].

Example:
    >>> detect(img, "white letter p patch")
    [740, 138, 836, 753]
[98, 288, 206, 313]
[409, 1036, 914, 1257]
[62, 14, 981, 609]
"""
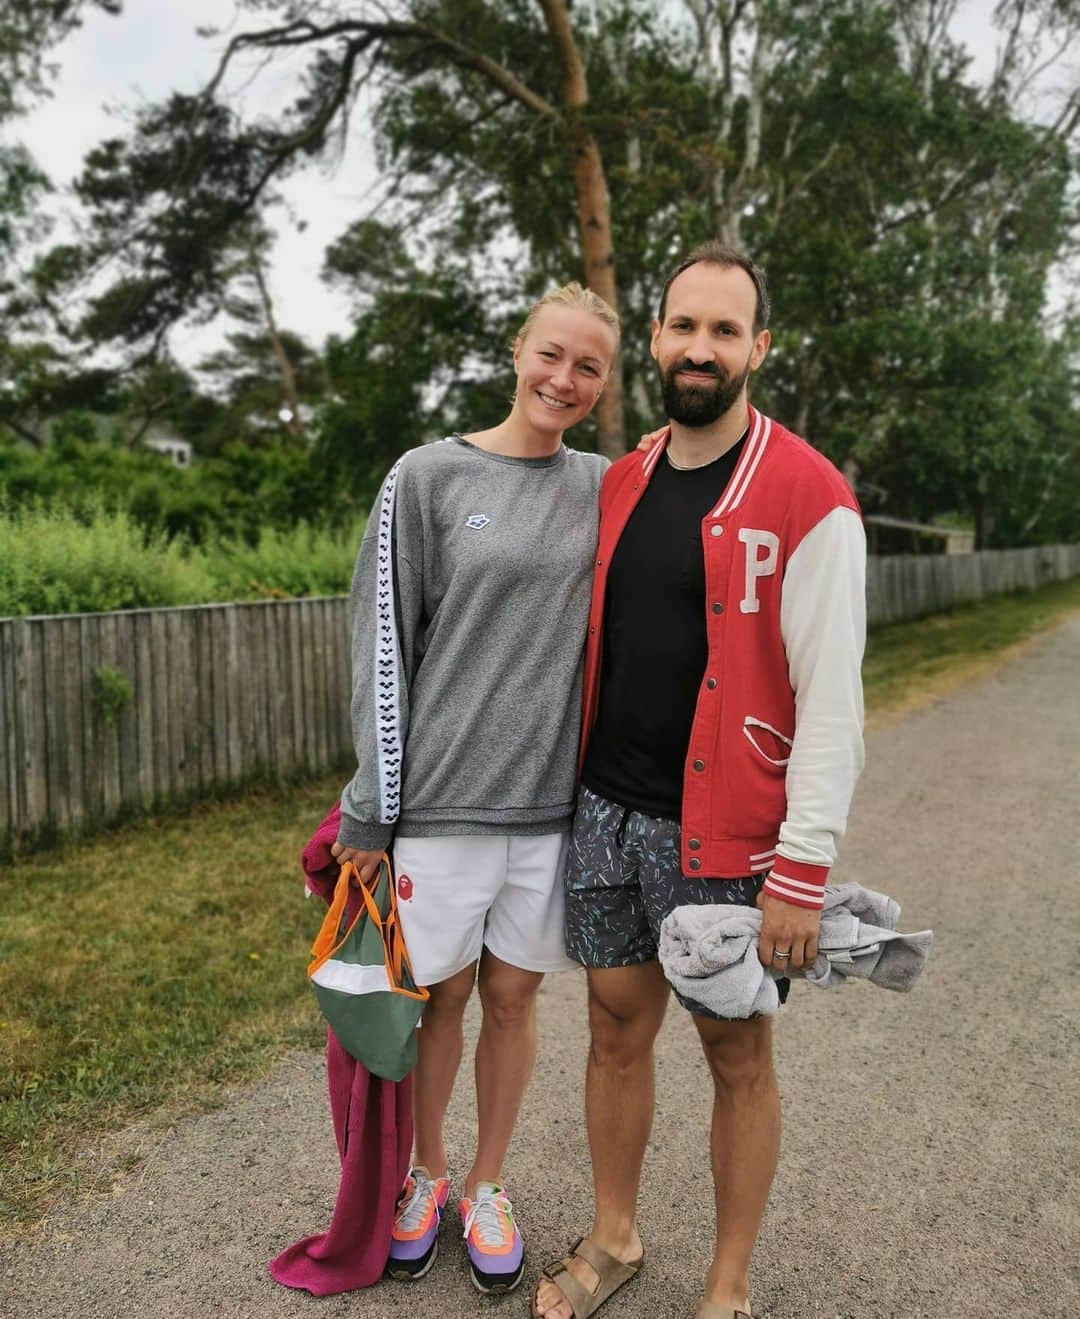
[739, 529, 779, 614]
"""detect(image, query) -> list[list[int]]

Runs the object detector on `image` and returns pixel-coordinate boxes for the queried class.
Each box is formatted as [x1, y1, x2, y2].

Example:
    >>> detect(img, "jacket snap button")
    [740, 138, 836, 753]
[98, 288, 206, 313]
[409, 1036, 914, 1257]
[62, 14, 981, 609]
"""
[710, 524, 724, 537]
[712, 602, 724, 615]
[588, 627, 596, 635]
[596, 559, 603, 567]
[706, 677, 717, 689]
[688, 858, 702, 871]
[692, 759, 705, 771]
[689, 838, 701, 850]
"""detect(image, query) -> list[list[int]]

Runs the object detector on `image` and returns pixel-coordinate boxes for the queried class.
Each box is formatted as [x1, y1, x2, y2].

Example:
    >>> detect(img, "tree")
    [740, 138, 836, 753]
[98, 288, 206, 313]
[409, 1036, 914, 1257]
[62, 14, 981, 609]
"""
[8, 0, 1078, 534]
[0, 1, 121, 123]
[37, 1, 626, 452]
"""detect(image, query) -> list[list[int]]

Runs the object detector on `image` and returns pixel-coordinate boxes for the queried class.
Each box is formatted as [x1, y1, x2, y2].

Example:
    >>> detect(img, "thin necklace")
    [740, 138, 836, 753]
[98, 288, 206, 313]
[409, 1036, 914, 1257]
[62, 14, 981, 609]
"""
[666, 423, 749, 471]
[666, 451, 723, 471]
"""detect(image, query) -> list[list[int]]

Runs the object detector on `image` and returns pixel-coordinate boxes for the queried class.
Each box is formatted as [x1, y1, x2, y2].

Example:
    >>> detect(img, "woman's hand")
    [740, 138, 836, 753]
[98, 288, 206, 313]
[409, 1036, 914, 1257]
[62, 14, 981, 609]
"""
[637, 427, 665, 452]
[330, 842, 383, 885]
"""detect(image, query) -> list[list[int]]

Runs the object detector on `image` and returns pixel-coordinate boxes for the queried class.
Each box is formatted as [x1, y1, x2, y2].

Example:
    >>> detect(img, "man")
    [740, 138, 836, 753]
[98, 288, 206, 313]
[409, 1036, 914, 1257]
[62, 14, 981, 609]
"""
[532, 243, 866, 1319]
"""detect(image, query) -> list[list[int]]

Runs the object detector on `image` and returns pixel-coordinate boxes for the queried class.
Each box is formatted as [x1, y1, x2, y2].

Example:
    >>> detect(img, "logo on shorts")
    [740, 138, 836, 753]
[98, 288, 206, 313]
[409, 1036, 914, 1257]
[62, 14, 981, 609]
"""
[397, 873, 414, 901]
[465, 514, 490, 530]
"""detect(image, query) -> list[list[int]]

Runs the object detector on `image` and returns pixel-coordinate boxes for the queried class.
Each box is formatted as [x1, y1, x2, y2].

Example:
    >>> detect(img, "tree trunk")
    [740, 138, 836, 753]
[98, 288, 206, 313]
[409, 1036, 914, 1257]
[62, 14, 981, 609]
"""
[538, 0, 625, 457]
[248, 238, 303, 438]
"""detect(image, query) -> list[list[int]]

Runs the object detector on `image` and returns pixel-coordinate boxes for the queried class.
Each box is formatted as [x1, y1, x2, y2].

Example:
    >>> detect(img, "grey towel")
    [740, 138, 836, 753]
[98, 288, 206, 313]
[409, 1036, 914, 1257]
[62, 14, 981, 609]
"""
[658, 882, 933, 1019]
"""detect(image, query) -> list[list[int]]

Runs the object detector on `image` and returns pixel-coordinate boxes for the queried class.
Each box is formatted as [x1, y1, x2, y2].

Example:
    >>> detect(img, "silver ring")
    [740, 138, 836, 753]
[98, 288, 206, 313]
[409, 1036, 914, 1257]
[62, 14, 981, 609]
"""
[773, 950, 791, 960]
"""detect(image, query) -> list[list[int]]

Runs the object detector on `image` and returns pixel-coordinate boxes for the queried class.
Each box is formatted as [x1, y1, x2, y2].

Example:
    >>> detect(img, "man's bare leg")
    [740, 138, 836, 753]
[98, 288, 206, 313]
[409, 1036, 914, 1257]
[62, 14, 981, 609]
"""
[695, 1014, 780, 1313]
[467, 949, 544, 1197]
[411, 961, 477, 1177]
[534, 960, 669, 1319]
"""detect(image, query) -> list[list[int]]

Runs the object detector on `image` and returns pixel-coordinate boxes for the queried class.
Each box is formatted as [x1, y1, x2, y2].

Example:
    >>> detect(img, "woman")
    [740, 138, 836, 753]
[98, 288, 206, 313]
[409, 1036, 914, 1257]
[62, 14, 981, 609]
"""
[331, 283, 619, 1295]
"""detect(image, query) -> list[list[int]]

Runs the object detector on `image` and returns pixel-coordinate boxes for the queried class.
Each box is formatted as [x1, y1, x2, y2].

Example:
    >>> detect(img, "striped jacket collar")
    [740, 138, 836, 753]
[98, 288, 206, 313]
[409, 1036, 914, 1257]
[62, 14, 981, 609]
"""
[640, 404, 773, 519]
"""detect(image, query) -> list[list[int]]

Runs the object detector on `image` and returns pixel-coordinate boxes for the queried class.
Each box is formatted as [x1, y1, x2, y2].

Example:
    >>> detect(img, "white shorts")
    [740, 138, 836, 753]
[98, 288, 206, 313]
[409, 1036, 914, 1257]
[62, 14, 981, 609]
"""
[391, 833, 575, 987]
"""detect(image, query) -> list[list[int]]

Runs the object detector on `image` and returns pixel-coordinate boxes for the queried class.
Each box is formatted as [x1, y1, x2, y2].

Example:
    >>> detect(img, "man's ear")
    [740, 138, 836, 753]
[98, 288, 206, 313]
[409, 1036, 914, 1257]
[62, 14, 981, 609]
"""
[649, 317, 662, 361]
[750, 328, 771, 372]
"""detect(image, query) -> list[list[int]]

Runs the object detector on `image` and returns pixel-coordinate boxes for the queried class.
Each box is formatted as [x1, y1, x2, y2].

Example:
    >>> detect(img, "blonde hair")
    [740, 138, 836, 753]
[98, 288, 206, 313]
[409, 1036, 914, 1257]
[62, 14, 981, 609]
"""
[514, 282, 621, 356]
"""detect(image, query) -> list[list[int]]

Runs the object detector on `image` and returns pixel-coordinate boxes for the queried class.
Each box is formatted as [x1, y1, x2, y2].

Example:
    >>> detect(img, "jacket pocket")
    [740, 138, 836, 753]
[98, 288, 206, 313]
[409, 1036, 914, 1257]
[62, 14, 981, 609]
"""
[741, 716, 793, 767]
[721, 714, 791, 839]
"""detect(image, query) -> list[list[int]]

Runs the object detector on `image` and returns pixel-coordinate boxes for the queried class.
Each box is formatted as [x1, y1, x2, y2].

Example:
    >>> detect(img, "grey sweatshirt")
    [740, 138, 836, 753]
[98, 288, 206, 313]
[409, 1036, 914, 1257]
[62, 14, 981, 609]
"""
[338, 436, 608, 851]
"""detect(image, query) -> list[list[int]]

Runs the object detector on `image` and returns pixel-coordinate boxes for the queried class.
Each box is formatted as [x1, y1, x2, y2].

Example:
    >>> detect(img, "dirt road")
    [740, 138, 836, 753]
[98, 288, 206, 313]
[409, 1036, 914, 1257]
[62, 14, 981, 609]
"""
[2, 617, 1078, 1319]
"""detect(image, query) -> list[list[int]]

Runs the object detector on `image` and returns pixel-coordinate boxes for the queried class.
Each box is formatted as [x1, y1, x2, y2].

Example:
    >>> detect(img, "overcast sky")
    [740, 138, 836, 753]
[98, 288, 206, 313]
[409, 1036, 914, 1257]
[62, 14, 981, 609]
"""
[8, 0, 1070, 373]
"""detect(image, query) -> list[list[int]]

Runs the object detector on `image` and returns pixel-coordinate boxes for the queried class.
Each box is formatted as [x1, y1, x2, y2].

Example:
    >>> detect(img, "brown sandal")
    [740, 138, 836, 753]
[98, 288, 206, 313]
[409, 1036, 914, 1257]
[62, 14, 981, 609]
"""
[531, 1237, 644, 1318]
[695, 1303, 752, 1319]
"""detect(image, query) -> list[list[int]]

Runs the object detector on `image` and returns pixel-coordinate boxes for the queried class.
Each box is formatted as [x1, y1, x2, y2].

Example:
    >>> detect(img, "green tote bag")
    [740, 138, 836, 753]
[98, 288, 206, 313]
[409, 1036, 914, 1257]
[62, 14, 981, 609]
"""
[308, 856, 428, 1081]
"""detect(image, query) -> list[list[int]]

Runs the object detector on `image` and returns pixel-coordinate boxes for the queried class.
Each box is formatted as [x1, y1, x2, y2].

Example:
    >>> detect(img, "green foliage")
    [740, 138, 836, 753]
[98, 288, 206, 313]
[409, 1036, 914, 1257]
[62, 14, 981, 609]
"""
[202, 520, 360, 602]
[90, 664, 134, 724]
[0, 502, 214, 616]
[0, 426, 340, 545]
[0, 503, 361, 616]
[0, 1, 121, 122]
[0, 0, 1076, 547]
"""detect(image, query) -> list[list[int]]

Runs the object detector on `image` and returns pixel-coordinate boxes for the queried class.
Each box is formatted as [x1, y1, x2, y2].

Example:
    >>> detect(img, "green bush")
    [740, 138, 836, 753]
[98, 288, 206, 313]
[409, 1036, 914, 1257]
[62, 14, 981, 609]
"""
[0, 503, 215, 616]
[0, 502, 363, 616]
[0, 430, 342, 547]
[206, 521, 360, 601]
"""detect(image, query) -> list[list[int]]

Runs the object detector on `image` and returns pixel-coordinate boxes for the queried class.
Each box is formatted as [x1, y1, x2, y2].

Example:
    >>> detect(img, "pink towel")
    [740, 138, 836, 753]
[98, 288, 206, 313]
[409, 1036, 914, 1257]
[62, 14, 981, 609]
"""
[268, 802, 414, 1295]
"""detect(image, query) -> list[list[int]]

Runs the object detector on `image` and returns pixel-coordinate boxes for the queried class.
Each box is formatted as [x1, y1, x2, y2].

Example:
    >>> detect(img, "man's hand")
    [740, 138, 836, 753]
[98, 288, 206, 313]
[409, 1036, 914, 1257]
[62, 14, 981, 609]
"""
[755, 890, 821, 972]
[329, 842, 383, 886]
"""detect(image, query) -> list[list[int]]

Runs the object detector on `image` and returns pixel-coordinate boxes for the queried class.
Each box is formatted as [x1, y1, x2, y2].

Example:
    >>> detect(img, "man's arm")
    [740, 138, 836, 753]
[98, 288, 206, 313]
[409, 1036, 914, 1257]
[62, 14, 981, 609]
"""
[759, 505, 866, 967]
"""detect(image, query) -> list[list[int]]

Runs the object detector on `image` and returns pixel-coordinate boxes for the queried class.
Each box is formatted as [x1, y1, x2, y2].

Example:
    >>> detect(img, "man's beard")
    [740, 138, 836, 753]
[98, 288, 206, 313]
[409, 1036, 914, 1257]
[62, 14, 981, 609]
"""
[659, 357, 749, 427]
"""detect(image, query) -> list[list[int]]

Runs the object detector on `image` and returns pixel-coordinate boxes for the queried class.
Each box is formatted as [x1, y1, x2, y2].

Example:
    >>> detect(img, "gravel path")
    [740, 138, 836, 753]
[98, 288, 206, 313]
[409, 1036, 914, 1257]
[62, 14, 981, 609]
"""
[3, 617, 1078, 1319]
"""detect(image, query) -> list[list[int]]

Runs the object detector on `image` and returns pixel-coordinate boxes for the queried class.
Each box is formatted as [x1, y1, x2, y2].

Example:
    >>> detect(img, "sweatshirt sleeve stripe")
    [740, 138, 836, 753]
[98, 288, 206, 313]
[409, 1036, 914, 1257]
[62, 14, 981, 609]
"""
[373, 455, 405, 824]
[338, 455, 411, 851]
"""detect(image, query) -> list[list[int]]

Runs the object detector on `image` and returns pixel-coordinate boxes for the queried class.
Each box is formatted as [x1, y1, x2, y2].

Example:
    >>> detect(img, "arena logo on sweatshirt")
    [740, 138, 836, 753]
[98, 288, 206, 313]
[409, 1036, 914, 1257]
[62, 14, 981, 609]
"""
[465, 514, 490, 529]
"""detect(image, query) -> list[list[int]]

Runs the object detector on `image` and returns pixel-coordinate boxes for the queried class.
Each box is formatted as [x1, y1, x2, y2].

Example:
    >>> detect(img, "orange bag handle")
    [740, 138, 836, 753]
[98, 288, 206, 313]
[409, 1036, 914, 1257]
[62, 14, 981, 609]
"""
[308, 857, 429, 1002]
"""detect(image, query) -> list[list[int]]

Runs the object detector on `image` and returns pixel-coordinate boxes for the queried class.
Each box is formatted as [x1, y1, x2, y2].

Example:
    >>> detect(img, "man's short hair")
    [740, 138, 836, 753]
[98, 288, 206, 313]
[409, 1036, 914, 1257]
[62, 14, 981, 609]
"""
[657, 242, 770, 335]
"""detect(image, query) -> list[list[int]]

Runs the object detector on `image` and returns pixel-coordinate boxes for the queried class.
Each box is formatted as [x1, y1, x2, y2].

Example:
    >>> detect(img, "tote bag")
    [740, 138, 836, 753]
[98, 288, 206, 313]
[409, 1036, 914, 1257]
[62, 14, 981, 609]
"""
[308, 856, 428, 1081]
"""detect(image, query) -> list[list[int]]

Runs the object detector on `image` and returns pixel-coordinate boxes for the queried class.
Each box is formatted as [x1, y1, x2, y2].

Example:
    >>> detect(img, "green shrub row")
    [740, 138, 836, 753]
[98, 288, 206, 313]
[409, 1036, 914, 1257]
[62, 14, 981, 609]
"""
[0, 503, 362, 616]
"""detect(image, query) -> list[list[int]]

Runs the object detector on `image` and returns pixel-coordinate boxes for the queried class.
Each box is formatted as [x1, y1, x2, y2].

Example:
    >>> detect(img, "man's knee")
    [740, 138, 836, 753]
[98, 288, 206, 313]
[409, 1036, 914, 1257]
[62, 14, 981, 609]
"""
[586, 965, 667, 1068]
[697, 1017, 774, 1092]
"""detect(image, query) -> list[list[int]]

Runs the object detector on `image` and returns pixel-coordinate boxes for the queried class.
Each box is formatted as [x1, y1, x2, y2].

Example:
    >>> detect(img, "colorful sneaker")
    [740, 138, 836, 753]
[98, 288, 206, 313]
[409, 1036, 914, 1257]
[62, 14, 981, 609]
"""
[386, 1166, 451, 1280]
[459, 1181, 525, 1294]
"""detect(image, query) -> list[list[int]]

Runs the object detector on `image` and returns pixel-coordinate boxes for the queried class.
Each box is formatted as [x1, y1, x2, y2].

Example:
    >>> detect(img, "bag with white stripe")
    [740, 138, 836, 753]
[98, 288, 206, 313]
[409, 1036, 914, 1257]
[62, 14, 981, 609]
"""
[308, 857, 428, 1081]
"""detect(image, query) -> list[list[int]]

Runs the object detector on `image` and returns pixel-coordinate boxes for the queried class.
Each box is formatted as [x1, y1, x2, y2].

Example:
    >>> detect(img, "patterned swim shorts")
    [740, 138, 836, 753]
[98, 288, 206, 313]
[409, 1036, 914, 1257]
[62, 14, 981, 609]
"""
[565, 785, 789, 1018]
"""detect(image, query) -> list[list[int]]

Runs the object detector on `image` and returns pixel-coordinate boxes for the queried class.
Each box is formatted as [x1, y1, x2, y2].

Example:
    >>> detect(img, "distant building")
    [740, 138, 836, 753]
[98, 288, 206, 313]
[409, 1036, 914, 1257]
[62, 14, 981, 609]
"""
[24, 412, 196, 468]
[142, 432, 193, 468]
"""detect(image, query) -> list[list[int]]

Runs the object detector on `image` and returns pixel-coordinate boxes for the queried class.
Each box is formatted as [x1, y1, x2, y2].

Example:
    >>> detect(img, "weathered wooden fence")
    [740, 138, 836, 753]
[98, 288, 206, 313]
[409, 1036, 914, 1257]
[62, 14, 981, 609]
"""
[0, 597, 352, 852]
[865, 543, 1080, 625]
[2, 545, 1078, 851]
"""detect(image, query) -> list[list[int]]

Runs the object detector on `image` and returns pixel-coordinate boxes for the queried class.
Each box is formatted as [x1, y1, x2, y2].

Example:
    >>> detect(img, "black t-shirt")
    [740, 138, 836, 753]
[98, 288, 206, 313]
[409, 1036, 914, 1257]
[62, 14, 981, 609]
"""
[581, 435, 746, 820]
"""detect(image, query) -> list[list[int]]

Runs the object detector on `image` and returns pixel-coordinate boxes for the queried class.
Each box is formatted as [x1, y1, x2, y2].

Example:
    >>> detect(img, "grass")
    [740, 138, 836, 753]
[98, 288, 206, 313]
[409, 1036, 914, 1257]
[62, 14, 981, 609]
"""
[863, 576, 1080, 726]
[0, 777, 339, 1233]
[1, 577, 1078, 1233]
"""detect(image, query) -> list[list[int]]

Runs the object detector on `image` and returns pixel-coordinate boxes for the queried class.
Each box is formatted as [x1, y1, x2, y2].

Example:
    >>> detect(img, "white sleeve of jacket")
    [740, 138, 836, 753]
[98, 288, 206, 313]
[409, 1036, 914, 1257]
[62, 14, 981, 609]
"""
[765, 507, 866, 909]
[337, 456, 423, 851]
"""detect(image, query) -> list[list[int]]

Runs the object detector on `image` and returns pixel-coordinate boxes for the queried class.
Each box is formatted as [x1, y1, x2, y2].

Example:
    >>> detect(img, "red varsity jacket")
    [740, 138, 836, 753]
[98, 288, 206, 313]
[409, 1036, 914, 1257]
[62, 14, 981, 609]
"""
[578, 406, 867, 911]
